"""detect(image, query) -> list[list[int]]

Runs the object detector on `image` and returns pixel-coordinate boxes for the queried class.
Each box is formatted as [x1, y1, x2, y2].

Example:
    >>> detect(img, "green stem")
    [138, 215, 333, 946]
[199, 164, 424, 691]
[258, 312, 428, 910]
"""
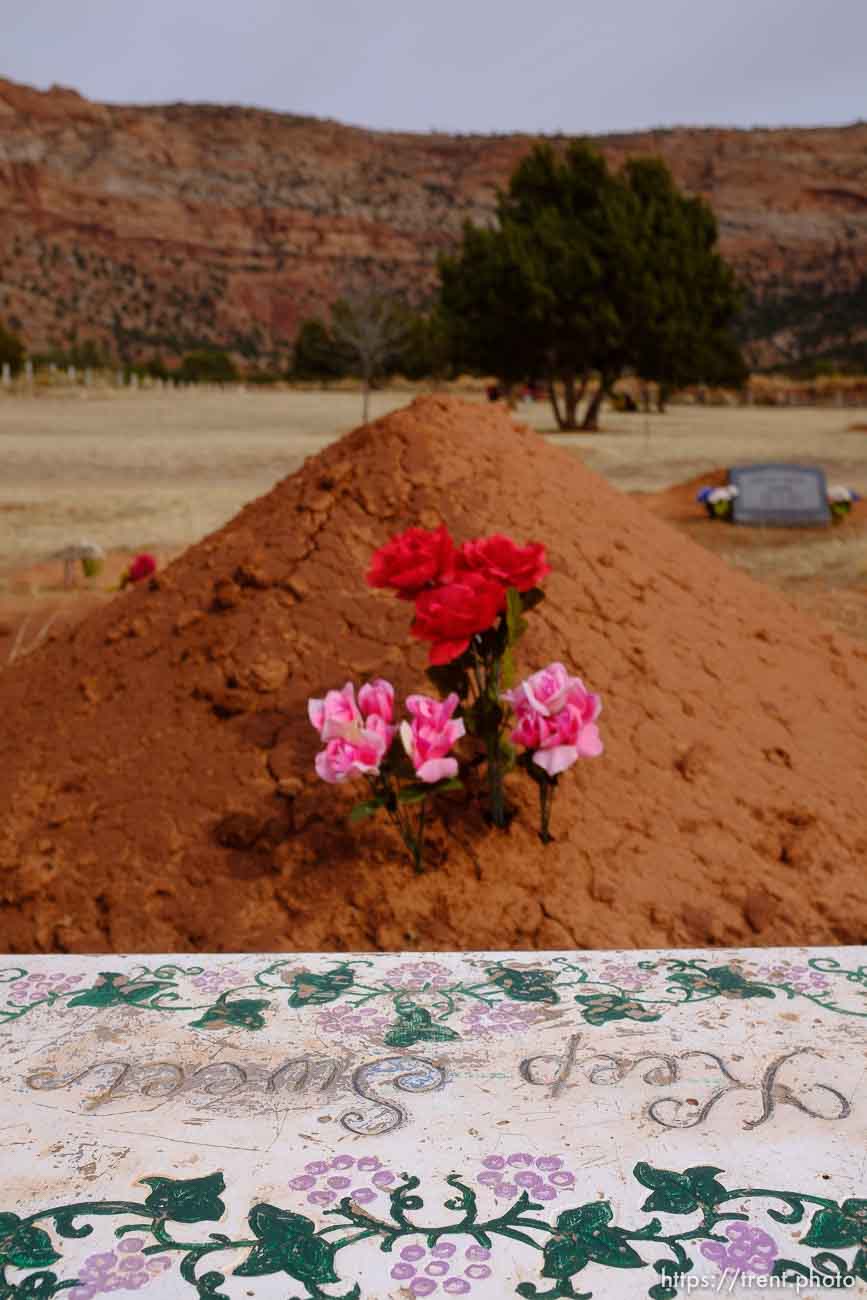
[538, 775, 555, 844]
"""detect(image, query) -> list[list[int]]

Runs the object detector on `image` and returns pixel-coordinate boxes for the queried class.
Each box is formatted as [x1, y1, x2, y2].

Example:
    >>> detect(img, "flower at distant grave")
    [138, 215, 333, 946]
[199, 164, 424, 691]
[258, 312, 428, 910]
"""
[366, 524, 458, 600]
[120, 552, 157, 588]
[400, 692, 466, 782]
[827, 484, 859, 503]
[411, 572, 506, 665]
[700, 1222, 778, 1276]
[457, 534, 550, 593]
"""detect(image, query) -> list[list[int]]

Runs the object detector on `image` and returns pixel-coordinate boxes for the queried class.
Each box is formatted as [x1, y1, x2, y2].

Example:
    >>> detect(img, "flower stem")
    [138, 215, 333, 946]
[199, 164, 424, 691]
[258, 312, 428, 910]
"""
[538, 775, 555, 844]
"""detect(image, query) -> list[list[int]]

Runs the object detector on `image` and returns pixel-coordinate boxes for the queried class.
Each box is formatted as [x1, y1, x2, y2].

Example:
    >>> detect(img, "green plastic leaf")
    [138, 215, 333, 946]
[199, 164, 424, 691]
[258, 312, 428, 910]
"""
[520, 586, 546, 613]
[348, 799, 384, 823]
[397, 786, 428, 805]
[505, 587, 529, 644]
[140, 1172, 226, 1224]
[433, 777, 463, 793]
[191, 997, 270, 1031]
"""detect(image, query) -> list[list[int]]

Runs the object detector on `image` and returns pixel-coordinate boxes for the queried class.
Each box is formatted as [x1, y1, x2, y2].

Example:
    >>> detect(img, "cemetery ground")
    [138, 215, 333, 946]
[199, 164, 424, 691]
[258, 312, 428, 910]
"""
[1, 384, 866, 663]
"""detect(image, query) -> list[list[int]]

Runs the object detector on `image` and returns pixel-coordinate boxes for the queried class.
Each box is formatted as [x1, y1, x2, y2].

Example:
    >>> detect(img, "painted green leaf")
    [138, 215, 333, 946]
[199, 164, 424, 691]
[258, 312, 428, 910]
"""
[383, 1001, 461, 1048]
[67, 972, 166, 1009]
[634, 1163, 727, 1216]
[7, 1272, 67, 1298]
[573, 992, 660, 1025]
[348, 799, 384, 823]
[541, 1234, 589, 1279]
[191, 996, 270, 1031]
[803, 1200, 867, 1250]
[288, 963, 355, 1009]
[667, 964, 776, 1001]
[487, 965, 560, 1004]
[553, 1201, 644, 1269]
[235, 1203, 339, 1284]
[140, 1171, 226, 1224]
[0, 1215, 60, 1269]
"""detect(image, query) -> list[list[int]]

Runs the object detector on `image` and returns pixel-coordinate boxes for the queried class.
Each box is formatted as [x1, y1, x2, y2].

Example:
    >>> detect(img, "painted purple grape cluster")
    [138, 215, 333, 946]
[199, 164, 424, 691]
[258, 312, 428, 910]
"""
[752, 962, 830, 994]
[315, 1003, 392, 1036]
[460, 1000, 544, 1037]
[5, 970, 83, 1005]
[700, 1222, 779, 1276]
[189, 967, 246, 995]
[288, 1154, 397, 1207]
[597, 961, 652, 991]
[68, 1238, 171, 1297]
[475, 1152, 576, 1202]
[383, 961, 453, 989]
[390, 1240, 493, 1294]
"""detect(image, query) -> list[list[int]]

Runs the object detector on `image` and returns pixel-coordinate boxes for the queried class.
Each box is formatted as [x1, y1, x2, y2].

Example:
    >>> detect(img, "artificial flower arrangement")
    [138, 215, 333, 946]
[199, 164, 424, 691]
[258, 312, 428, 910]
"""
[696, 484, 738, 520]
[308, 526, 603, 871]
[697, 482, 861, 523]
[119, 552, 157, 588]
[827, 484, 861, 520]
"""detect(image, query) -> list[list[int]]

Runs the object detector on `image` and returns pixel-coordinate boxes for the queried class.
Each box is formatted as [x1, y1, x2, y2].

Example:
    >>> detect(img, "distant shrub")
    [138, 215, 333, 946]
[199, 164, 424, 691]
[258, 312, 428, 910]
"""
[177, 349, 239, 383]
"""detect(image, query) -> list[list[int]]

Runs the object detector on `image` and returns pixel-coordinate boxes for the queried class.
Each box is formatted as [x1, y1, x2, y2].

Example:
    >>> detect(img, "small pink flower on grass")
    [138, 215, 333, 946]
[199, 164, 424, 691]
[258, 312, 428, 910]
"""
[400, 692, 466, 783]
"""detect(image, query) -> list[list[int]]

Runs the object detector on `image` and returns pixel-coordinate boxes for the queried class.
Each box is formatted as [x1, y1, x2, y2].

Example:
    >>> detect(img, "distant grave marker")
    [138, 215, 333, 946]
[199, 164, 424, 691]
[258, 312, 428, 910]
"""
[730, 462, 831, 527]
[1, 362, 10, 386]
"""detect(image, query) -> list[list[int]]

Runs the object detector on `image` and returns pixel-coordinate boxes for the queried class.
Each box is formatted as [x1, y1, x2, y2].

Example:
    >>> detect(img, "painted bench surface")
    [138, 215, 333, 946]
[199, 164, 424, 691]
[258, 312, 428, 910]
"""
[1, 946, 865, 1298]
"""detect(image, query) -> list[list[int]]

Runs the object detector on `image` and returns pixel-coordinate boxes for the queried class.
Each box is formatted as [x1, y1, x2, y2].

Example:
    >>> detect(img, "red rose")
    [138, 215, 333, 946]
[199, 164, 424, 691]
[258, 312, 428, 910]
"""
[411, 573, 506, 665]
[366, 524, 457, 600]
[458, 535, 550, 592]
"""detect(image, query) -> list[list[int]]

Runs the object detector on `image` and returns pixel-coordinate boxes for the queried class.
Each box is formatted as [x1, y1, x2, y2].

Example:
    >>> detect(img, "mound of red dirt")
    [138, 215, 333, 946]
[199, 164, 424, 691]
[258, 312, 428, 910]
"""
[1, 396, 866, 955]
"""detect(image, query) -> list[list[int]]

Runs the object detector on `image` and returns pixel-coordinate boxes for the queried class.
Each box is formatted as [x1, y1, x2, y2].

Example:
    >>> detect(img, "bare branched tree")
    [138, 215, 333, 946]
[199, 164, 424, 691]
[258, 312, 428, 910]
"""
[329, 269, 413, 422]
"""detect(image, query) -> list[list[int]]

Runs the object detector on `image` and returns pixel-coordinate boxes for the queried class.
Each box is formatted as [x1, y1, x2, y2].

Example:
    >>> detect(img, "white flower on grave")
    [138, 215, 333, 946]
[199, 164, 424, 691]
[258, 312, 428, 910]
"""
[53, 539, 105, 562]
[828, 484, 855, 503]
[707, 485, 738, 504]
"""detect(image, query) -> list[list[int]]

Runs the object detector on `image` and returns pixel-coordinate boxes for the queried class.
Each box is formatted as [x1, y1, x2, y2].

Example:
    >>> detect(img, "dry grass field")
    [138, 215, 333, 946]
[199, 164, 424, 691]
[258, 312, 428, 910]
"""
[1, 385, 866, 655]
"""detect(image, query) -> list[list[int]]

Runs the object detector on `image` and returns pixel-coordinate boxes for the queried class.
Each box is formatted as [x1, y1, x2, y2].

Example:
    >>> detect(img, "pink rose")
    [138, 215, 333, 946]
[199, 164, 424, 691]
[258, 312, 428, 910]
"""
[503, 663, 600, 720]
[308, 682, 362, 739]
[505, 665, 603, 777]
[458, 535, 550, 592]
[309, 681, 397, 783]
[314, 715, 391, 784]
[400, 692, 466, 784]
[357, 678, 395, 724]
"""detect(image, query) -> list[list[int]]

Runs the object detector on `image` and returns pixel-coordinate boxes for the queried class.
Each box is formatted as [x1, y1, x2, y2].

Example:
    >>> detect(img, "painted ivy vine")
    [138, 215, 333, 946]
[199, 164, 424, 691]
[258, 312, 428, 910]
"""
[1, 955, 866, 1043]
[1, 1165, 865, 1299]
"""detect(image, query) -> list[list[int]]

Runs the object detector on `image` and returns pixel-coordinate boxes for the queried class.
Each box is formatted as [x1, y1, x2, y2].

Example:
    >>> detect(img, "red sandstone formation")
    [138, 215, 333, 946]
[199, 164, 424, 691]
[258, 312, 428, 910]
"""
[0, 396, 865, 955]
[1, 76, 866, 366]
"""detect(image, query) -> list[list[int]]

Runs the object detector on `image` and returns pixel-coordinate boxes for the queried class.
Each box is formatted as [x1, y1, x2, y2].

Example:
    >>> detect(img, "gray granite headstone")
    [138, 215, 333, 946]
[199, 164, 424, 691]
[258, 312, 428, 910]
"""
[730, 462, 831, 526]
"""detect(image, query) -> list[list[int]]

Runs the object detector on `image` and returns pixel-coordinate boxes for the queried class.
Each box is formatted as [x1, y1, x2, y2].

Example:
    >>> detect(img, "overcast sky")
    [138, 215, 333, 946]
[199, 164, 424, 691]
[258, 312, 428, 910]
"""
[4, 0, 867, 136]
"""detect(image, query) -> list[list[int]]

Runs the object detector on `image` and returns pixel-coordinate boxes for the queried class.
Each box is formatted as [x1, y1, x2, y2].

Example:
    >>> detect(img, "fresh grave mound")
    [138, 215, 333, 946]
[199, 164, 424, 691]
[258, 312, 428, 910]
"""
[1, 395, 866, 955]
